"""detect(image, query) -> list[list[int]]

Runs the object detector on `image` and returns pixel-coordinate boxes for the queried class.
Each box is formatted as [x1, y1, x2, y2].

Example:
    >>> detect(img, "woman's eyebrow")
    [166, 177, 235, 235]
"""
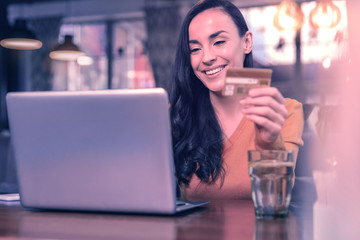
[189, 39, 199, 44]
[189, 30, 227, 44]
[209, 30, 226, 39]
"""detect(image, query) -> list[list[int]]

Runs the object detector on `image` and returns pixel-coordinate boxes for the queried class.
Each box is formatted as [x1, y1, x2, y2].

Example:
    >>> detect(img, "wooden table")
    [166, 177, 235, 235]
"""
[0, 199, 314, 240]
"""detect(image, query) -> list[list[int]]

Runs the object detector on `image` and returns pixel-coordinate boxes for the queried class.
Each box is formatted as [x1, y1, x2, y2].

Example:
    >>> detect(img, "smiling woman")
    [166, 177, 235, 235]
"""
[170, 0, 304, 201]
[188, 7, 253, 93]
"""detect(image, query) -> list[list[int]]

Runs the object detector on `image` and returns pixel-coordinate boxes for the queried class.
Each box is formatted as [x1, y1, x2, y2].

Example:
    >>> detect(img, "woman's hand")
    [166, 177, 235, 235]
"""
[240, 87, 288, 146]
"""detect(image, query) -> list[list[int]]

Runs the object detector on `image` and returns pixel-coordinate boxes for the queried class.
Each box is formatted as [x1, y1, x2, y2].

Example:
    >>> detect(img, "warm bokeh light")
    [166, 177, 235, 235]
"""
[274, 0, 304, 31]
[0, 38, 42, 50]
[310, 1, 341, 29]
[322, 57, 332, 69]
[49, 50, 86, 61]
[77, 55, 94, 66]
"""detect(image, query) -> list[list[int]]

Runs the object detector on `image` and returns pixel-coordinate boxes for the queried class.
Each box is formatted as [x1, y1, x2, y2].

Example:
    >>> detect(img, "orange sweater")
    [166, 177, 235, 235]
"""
[181, 98, 304, 200]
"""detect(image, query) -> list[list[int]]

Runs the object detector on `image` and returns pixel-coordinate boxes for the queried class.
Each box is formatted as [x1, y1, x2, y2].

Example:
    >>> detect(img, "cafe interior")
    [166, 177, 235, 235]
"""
[0, 0, 359, 239]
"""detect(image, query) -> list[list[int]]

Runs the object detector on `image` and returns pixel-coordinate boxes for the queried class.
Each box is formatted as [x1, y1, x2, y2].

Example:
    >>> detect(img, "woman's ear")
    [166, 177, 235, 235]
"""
[243, 31, 253, 54]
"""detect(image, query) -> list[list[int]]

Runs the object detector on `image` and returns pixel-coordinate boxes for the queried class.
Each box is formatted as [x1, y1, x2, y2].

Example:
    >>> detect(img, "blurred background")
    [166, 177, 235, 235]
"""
[1, 0, 358, 237]
[0, 0, 348, 121]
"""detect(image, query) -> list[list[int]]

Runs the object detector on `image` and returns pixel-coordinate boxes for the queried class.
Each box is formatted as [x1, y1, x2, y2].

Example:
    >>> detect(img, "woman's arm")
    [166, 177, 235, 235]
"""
[240, 88, 304, 161]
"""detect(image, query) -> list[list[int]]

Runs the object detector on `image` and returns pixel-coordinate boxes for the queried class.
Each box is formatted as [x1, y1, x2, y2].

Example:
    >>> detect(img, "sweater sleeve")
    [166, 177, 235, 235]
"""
[281, 98, 304, 163]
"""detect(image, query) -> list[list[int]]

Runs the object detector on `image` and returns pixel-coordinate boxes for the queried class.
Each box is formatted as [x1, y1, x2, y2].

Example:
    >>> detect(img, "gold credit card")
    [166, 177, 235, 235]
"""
[222, 68, 272, 97]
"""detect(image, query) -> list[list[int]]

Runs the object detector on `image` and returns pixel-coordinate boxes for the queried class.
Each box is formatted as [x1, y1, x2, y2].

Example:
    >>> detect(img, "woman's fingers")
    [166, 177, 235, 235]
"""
[245, 114, 282, 142]
[248, 87, 286, 105]
[241, 96, 288, 120]
[239, 87, 288, 143]
[242, 105, 286, 126]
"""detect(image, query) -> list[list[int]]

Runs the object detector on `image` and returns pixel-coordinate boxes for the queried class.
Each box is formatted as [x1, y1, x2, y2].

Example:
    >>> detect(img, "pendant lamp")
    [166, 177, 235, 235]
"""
[49, 35, 85, 61]
[0, 19, 42, 50]
[274, 0, 304, 31]
[310, 1, 341, 29]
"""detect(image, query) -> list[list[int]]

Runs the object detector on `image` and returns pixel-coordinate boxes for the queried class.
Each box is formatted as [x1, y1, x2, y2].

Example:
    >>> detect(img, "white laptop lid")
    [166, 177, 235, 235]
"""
[6, 88, 179, 214]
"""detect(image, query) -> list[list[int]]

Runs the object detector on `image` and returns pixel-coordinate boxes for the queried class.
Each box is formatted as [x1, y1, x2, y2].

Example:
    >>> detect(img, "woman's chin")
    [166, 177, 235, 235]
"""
[205, 81, 224, 90]
[209, 86, 225, 95]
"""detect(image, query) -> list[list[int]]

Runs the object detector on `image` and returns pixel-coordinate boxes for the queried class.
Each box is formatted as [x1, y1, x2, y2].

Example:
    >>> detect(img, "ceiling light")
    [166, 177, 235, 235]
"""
[310, 1, 341, 29]
[273, 0, 304, 31]
[77, 55, 94, 66]
[0, 19, 42, 50]
[49, 35, 85, 61]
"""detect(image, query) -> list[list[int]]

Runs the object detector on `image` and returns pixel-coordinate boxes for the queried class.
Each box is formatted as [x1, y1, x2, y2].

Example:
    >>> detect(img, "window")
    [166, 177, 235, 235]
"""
[112, 21, 155, 89]
[52, 19, 154, 91]
[240, 1, 348, 65]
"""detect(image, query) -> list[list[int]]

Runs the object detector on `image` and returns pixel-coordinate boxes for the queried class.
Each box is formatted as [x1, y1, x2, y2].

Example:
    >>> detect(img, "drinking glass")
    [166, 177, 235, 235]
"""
[248, 150, 295, 219]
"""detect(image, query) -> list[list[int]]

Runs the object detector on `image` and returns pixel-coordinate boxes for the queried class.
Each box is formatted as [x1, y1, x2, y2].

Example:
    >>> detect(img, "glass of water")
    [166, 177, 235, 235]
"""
[248, 150, 295, 219]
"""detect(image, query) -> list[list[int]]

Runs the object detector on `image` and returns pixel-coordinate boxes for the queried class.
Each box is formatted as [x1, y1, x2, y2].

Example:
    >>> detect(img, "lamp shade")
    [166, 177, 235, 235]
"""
[310, 1, 341, 29]
[274, 0, 304, 31]
[49, 35, 85, 61]
[0, 19, 42, 50]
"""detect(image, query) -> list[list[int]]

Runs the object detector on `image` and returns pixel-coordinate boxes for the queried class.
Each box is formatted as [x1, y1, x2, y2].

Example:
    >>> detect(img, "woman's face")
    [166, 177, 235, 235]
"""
[188, 8, 252, 93]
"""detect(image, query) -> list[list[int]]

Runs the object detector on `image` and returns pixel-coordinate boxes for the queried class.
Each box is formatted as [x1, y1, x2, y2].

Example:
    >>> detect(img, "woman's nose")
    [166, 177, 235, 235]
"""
[202, 47, 216, 65]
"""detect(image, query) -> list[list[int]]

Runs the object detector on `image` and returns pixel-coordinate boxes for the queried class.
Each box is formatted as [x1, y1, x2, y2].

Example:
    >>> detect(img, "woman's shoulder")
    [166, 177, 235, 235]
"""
[285, 98, 303, 113]
[285, 98, 302, 107]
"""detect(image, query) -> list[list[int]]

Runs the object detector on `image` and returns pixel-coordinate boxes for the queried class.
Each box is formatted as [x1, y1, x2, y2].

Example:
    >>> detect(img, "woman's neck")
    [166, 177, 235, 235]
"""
[209, 91, 244, 140]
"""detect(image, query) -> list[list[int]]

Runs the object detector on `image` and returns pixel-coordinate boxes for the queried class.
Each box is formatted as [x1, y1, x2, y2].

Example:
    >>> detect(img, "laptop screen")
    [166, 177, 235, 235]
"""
[7, 88, 179, 214]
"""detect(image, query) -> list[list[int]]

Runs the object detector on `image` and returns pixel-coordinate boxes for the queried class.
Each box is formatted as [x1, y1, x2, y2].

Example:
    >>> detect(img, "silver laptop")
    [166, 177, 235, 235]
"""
[6, 88, 208, 214]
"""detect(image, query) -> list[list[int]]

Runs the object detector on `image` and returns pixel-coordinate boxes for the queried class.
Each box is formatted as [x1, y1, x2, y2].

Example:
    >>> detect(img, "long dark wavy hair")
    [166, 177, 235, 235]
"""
[170, 0, 253, 186]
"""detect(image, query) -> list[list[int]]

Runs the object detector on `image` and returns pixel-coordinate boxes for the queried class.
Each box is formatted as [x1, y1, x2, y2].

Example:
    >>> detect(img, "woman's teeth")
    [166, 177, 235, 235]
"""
[205, 67, 223, 75]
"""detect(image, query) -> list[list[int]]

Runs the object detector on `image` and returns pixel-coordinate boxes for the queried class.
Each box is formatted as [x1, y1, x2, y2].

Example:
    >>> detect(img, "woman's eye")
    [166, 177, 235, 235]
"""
[190, 48, 200, 54]
[214, 40, 225, 46]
